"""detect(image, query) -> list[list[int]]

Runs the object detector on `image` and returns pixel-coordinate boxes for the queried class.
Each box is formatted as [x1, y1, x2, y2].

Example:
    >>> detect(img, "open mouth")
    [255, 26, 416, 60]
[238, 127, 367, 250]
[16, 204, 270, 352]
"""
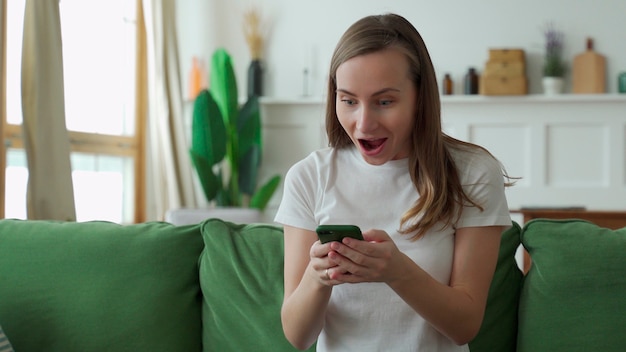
[359, 138, 386, 153]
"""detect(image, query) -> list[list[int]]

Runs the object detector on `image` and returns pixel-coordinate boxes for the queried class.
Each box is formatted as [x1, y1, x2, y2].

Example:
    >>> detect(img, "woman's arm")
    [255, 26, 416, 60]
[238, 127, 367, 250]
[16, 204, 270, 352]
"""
[392, 225, 502, 344]
[328, 225, 503, 345]
[281, 225, 334, 350]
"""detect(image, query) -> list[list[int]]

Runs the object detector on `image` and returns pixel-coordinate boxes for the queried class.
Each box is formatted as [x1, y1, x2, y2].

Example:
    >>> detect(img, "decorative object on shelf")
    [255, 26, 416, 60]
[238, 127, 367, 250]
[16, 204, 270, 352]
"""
[442, 73, 453, 95]
[619, 72, 626, 94]
[542, 23, 566, 94]
[302, 68, 310, 97]
[188, 56, 206, 101]
[464, 67, 479, 95]
[480, 48, 528, 96]
[247, 59, 263, 97]
[190, 49, 281, 211]
[243, 6, 266, 97]
[572, 37, 606, 94]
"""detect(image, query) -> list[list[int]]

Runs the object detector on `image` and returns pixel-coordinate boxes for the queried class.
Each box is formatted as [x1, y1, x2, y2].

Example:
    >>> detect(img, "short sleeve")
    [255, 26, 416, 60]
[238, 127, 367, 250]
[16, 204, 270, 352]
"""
[454, 149, 511, 229]
[273, 155, 319, 231]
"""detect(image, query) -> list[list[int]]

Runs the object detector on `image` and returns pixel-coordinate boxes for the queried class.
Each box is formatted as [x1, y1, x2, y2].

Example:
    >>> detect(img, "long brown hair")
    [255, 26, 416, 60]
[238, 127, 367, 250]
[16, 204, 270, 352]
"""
[325, 13, 511, 239]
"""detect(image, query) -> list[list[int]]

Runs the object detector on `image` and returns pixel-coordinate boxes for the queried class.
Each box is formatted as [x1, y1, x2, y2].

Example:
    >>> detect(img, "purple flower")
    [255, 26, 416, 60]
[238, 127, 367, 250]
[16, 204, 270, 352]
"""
[543, 22, 566, 77]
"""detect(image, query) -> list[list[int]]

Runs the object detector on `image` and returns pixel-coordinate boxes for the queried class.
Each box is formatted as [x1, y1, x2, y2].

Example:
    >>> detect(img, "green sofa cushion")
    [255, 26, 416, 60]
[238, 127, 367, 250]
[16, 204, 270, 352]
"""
[469, 222, 523, 352]
[199, 219, 313, 352]
[0, 219, 203, 352]
[518, 219, 626, 351]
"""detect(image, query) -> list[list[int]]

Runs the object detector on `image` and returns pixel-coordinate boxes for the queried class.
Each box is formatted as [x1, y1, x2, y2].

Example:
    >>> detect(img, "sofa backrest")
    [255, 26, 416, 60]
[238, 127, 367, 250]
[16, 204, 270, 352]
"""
[0, 219, 204, 352]
[7, 217, 621, 351]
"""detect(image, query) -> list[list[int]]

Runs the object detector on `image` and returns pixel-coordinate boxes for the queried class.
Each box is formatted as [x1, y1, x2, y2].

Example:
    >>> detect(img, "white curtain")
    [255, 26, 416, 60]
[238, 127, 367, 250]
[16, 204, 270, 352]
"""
[141, 0, 198, 221]
[21, 0, 76, 221]
[0, 1, 6, 218]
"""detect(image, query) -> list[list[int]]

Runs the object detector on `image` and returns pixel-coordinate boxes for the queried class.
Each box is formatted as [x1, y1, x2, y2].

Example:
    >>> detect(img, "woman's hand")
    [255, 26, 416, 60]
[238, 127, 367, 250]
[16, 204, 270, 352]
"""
[308, 240, 342, 286]
[324, 229, 410, 284]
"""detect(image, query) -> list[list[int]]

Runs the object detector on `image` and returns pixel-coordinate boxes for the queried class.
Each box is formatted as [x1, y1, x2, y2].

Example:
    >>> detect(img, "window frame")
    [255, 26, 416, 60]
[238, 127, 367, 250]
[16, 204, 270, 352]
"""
[1, 0, 8, 219]
[0, 0, 146, 223]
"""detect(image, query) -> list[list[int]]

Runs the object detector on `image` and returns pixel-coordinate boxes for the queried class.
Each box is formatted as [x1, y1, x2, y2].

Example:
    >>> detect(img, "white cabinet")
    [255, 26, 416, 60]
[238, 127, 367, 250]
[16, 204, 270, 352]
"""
[259, 95, 626, 222]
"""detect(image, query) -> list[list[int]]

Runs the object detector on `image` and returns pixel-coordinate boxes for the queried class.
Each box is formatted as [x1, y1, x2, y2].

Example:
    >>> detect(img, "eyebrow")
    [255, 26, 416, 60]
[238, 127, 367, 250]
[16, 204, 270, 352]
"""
[336, 87, 401, 97]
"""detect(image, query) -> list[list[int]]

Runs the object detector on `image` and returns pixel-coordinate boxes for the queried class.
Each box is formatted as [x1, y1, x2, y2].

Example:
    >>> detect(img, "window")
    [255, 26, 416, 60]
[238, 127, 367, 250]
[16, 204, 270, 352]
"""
[2, 0, 144, 223]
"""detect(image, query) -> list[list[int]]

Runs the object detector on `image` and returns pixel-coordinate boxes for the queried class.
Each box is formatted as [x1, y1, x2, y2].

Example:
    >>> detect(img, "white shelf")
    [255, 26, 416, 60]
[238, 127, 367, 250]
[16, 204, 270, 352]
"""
[260, 94, 626, 106]
[441, 94, 626, 104]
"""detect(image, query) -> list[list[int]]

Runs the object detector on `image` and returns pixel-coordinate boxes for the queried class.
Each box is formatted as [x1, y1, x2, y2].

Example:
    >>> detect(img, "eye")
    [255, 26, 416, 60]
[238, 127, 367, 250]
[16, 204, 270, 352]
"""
[379, 99, 393, 106]
[340, 98, 356, 106]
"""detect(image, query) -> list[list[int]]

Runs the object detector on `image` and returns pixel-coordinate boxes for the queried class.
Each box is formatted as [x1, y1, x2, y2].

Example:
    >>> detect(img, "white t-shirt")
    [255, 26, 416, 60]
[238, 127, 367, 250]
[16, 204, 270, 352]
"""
[275, 146, 511, 352]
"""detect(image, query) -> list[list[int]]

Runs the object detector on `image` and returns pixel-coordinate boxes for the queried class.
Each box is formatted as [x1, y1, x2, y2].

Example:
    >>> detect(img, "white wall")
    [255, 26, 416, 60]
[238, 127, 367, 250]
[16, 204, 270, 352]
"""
[177, 0, 626, 99]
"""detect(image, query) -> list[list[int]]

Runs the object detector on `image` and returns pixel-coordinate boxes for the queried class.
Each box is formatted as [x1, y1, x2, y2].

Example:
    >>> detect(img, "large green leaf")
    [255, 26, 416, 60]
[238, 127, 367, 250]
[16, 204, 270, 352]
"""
[210, 49, 238, 130]
[238, 145, 260, 195]
[191, 89, 227, 166]
[250, 175, 281, 211]
[189, 150, 221, 201]
[237, 96, 262, 160]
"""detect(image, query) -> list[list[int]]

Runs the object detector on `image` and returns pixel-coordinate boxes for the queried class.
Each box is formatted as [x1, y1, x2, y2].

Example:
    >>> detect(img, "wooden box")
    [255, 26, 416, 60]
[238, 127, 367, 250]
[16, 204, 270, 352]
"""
[481, 48, 527, 96]
[488, 48, 525, 62]
[484, 61, 525, 77]
[480, 76, 527, 96]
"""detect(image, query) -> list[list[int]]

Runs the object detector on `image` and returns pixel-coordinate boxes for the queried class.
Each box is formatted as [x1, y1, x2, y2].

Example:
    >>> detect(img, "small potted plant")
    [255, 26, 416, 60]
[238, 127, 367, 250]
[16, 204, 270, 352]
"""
[542, 22, 567, 94]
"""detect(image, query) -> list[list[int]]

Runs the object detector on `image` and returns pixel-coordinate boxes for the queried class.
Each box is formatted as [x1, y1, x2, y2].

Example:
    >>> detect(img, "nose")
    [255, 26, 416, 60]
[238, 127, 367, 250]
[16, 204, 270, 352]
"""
[356, 106, 378, 133]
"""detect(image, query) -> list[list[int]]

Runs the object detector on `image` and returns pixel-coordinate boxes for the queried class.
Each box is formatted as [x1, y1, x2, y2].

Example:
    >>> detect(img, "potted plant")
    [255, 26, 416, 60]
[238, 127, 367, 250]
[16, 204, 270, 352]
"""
[542, 23, 566, 94]
[189, 48, 280, 218]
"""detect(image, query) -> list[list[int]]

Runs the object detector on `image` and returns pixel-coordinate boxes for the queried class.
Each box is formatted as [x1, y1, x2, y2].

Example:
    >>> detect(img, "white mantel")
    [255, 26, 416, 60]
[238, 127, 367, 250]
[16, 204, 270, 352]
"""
[258, 94, 626, 222]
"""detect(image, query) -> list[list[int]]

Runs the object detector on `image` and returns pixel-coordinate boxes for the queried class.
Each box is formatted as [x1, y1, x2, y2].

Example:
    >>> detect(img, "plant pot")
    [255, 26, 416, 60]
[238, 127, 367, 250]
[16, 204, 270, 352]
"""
[165, 207, 262, 226]
[542, 77, 564, 95]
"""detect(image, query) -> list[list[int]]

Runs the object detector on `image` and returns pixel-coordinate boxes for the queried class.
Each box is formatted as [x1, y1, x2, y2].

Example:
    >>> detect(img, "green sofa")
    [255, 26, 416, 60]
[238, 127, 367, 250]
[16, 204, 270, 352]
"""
[0, 218, 624, 351]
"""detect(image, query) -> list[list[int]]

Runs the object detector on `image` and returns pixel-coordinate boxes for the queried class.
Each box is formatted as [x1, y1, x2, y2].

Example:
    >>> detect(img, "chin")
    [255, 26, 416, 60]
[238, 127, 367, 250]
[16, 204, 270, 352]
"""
[359, 152, 390, 166]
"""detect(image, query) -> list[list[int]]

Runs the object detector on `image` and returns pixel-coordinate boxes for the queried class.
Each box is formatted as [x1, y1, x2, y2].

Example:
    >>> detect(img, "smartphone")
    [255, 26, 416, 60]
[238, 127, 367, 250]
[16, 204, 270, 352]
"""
[315, 225, 363, 244]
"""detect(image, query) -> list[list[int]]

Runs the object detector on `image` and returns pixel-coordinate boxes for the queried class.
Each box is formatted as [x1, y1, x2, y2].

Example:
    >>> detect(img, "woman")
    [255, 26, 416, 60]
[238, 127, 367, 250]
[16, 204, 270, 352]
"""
[274, 13, 512, 351]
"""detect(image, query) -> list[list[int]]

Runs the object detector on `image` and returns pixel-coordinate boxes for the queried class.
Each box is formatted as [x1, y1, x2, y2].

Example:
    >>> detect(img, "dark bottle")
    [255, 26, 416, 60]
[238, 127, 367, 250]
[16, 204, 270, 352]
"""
[442, 73, 453, 95]
[464, 68, 479, 95]
[247, 59, 263, 97]
[619, 72, 626, 93]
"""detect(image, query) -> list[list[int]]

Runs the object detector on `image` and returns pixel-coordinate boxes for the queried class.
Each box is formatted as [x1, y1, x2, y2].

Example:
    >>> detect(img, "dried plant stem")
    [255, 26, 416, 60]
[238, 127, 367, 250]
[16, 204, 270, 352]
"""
[243, 7, 264, 60]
